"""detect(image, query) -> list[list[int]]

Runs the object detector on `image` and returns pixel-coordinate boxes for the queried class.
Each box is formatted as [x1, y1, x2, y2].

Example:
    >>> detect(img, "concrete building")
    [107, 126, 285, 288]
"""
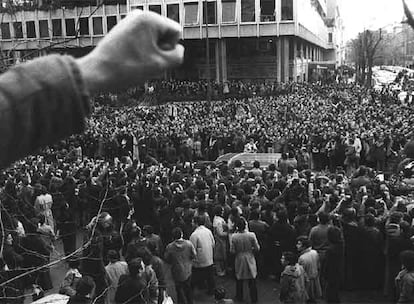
[0, 0, 343, 81]
[127, 0, 343, 81]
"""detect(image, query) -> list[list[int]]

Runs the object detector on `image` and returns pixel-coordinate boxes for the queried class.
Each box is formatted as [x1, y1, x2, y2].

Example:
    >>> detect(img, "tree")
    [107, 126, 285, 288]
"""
[364, 29, 382, 88]
[351, 29, 382, 87]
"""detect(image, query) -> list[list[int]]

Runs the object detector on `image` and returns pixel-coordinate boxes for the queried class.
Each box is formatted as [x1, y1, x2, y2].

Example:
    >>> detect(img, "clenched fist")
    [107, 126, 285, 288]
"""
[77, 10, 184, 93]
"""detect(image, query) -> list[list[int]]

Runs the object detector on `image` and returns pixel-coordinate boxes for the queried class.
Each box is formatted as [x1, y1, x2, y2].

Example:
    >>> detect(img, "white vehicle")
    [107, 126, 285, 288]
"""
[32, 294, 69, 304]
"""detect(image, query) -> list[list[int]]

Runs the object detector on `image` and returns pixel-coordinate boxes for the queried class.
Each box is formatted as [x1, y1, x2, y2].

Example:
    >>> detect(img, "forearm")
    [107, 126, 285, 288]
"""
[0, 55, 91, 169]
[77, 54, 109, 94]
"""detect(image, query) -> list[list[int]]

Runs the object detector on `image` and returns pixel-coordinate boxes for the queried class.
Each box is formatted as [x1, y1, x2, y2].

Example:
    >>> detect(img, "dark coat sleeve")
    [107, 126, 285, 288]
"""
[0, 55, 91, 169]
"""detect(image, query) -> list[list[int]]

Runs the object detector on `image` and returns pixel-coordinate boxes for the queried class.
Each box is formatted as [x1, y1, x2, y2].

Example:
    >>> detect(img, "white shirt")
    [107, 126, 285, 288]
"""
[354, 137, 362, 156]
[190, 225, 215, 268]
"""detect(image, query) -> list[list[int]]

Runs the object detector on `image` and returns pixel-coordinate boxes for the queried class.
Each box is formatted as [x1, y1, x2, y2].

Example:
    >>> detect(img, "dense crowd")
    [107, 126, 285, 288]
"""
[1, 82, 414, 303]
[84, 82, 412, 172]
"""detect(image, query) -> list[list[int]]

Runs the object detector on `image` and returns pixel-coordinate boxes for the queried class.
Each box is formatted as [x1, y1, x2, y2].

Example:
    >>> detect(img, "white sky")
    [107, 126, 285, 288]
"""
[340, 0, 407, 41]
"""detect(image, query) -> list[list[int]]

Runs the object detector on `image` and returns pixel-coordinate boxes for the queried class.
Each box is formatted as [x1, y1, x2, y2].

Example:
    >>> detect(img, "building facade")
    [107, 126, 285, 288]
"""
[127, 0, 343, 81]
[0, 0, 342, 81]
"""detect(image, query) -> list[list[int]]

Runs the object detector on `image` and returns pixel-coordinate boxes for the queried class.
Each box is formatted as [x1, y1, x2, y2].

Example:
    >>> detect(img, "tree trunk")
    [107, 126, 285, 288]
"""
[366, 62, 373, 88]
[360, 61, 366, 85]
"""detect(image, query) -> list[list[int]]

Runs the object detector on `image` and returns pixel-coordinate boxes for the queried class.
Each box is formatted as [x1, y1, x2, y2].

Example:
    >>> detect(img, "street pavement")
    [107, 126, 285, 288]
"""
[23, 231, 393, 304]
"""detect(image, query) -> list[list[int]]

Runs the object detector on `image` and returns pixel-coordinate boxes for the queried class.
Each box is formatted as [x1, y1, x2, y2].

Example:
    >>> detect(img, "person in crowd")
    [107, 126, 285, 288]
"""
[248, 209, 269, 278]
[105, 250, 128, 304]
[189, 215, 215, 295]
[296, 236, 322, 302]
[342, 207, 365, 290]
[165, 227, 196, 304]
[134, 246, 166, 304]
[60, 258, 83, 297]
[56, 202, 78, 256]
[115, 257, 158, 304]
[244, 139, 258, 153]
[323, 226, 344, 303]
[395, 250, 414, 303]
[230, 218, 260, 303]
[37, 213, 56, 250]
[67, 275, 96, 304]
[34, 185, 55, 233]
[18, 218, 53, 293]
[251, 161, 262, 177]
[213, 205, 228, 277]
[126, 225, 149, 262]
[279, 251, 308, 303]
[269, 208, 296, 280]
[3, 233, 23, 270]
[309, 212, 330, 274]
[143, 224, 163, 257]
[122, 219, 140, 255]
[360, 213, 384, 290]
[81, 212, 115, 303]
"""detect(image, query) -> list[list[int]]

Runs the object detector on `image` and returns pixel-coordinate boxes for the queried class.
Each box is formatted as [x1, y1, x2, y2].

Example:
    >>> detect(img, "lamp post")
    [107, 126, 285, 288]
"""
[204, 0, 211, 102]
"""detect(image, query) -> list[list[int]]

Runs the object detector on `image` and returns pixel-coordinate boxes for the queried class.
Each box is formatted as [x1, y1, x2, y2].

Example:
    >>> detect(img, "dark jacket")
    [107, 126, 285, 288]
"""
[164, 239, 196, 282]
[67, 295, 93, 304]
[115, 275, 146, 303]
[3, 244, 23, 269]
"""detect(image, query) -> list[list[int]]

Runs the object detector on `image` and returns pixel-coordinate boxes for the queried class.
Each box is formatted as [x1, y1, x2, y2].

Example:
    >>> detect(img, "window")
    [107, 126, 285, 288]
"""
[79, 17, 89, 35]
[328, 32, 333, 43]
[107, 16, 117, 32]
[203, 1, 217, 24]
[184, 2, 199, 25]
[39, 20, 49, 38]
[1, 23, 10, 39]
[131, 5, 143, 10]
[93, 17, 103, 35]
[222, 0, 236, 22]
[241, 0, 255, 22]
[52, 19, 62, 37]
[149, 4, 161, 15]
[121, 14, 127, 19]
[167, 4, 180, 23]
[26, 21, 36, 38]
[65, 19, 76, 36]
[260, 0, 275, 22]
[281, 0, 293, 20]
[13, 22, 23, 39]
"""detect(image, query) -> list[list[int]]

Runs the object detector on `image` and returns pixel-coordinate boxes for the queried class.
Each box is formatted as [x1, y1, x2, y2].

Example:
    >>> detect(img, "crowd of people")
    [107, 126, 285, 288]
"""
[84, 82, 412, 173]
[1, 81, 414, 303]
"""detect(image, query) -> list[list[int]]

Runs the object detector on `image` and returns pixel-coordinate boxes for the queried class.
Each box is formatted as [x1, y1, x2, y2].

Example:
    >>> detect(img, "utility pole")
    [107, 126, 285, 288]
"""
[204, 0, 211, 102]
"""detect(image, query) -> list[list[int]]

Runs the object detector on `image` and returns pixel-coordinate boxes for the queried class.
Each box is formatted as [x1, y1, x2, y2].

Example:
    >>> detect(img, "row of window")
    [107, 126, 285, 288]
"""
[133, 0, 293, 25]
[0, 15, 122, 39]
[0, 0, 294, 39]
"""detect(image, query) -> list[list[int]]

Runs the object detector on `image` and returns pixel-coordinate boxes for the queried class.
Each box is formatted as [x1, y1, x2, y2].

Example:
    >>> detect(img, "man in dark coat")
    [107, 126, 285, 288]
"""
[115, 257, 158, 304]
[268, 209, 296, 280]
[323, 226, 344, 303]
[81, 212, 120, 303]
[17, 218, 53, 292]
